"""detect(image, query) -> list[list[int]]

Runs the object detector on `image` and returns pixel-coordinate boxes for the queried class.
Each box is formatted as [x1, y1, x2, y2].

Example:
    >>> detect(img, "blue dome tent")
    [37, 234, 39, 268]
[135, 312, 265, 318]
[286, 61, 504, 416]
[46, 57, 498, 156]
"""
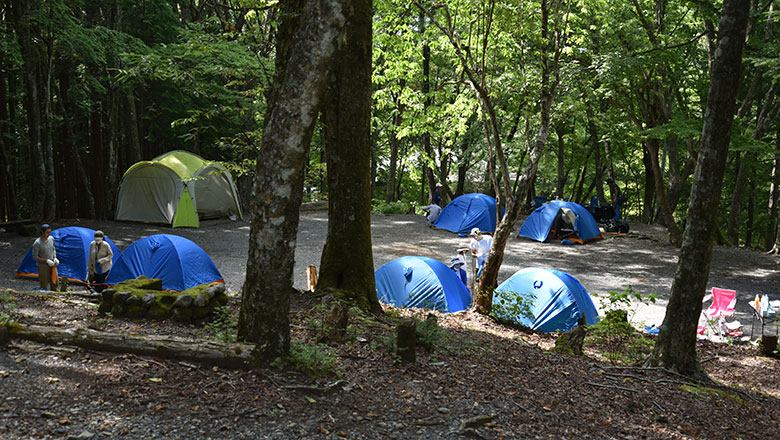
[492, 268, 599, 332]
[105, 234, 223, 291]
[518, 200, 602, 244]
[375, 256, 471, 313]
[434, 193, 499, 234]
[16, 226, 122, 284]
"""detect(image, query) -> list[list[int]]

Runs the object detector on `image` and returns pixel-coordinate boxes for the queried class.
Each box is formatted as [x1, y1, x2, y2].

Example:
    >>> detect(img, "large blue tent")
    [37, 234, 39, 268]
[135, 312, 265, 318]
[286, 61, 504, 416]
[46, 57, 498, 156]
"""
[492, 267, 599, 332]
[16, 226, 122, 284]
[375, 256, 471, 313]
[105, 234, 223, 291]
[518, 200, 602, 243]
[434, 193, 499, 234]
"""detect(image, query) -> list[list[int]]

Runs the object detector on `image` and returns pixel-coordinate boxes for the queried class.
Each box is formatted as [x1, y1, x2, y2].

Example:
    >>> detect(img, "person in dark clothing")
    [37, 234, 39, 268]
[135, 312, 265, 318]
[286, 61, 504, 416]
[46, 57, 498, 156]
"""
[606, 178, 624, 221]
[433, 183, 442, 206]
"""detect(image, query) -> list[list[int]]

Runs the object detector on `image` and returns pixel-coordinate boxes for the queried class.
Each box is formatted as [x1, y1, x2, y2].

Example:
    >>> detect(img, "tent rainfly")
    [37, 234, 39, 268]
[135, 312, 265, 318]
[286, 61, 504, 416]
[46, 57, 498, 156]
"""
[105, 234, 223, 291]
[374, 256, 471, 313]
[433, 193, 500, 235]
[115, 150, 242, 228]
[517, 200, 603, 244]
[492, 267, 599, 332]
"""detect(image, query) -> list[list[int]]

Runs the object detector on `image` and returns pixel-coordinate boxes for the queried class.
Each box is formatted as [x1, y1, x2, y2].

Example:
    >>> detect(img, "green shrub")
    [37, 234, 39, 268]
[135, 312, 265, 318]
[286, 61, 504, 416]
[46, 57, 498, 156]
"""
[0, 292, 16, 323]
[372, 199, 411, 214]
[489, 289, 536, 326]
[586, 287, 657, 364]
[201, 305, 238, 342]
[274, 341, 339, 377]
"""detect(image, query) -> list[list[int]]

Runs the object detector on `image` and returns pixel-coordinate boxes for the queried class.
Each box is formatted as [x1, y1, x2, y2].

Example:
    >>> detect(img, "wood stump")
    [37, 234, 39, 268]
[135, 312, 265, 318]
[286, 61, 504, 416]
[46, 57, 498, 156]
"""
[554, 314, 588, 356]
[396, 318, 417, 363]
[319, 303, 348, 343]
[307, 265, 318, 292]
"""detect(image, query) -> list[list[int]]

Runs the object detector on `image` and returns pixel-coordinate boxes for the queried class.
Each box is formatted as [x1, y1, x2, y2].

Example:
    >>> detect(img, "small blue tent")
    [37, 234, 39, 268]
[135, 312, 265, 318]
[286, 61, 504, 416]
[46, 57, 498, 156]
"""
[375, 256, 471, 313]
[492, 267, 599, 332]
[434, 193, 499, 234]
[518, 200, 602, 243]
[105, 234, 223, 291]
[16, 226, 122, 284]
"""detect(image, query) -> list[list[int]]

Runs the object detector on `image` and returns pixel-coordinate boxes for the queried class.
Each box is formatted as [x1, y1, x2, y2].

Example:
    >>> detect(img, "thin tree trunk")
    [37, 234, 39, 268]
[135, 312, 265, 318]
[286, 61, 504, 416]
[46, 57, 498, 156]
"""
[56, 73, 95, 218]
[125, 86, 142, 165]
[555, 123, 566, 199]
[238, 0, 348, 356]
[646, 0, 749, 378]
[12, 0, 46, 221]
[318, 0, 382, 314]
[745, 179, 754, 247]
[0, 64, 19, 221]
[765, 126, 780, 250]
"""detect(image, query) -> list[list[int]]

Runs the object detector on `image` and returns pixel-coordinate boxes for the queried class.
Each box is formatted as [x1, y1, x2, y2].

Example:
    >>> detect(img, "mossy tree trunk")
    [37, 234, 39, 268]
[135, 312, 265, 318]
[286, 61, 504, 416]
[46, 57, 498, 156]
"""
[238, 0, 348, 357]
[646, 0, 750, 378]
[318, 0, 383, 315]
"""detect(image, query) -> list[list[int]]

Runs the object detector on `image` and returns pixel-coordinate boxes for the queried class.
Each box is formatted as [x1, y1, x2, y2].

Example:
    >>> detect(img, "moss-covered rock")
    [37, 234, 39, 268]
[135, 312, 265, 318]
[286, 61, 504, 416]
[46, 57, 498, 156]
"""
[97, 278, 229, 323]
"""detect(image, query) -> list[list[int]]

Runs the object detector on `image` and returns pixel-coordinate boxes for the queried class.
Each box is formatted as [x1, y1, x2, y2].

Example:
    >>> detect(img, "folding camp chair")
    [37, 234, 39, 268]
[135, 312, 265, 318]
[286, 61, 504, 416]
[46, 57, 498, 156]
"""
[697, 287, 742, 339]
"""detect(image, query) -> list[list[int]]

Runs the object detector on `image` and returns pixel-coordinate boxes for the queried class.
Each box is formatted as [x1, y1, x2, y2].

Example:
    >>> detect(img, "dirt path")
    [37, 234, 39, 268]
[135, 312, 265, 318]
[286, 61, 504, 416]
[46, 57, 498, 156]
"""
[2, 213, 779, 331]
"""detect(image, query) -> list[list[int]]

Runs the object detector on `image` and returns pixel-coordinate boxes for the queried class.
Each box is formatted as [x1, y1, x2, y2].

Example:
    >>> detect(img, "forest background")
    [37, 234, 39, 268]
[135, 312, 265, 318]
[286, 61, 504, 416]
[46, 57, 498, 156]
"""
[0, 0, 778, 254]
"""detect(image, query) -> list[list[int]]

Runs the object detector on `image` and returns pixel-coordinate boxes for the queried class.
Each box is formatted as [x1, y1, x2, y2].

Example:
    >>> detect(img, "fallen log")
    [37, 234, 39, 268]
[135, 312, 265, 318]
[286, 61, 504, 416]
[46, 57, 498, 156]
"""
[2, 322, 260, 368]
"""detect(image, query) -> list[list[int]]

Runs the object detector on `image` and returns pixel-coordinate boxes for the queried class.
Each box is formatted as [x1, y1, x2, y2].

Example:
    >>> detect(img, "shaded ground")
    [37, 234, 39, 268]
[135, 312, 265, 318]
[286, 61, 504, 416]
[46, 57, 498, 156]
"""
[1, 213, 780, 439]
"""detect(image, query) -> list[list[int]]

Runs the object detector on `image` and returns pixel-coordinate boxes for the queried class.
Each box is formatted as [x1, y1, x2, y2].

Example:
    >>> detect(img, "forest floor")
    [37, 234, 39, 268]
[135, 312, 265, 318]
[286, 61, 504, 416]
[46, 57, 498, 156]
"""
[1, 212, 780, 439]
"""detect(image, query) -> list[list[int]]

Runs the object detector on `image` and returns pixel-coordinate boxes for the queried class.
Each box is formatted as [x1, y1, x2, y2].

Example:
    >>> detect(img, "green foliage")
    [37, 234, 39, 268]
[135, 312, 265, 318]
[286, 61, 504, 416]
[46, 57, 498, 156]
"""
[489, 290, 536, 326]
[372, 199, 412, 214]
[0, 292, 17, 323]
[201, 305, 238, 342]
[586, 287, 657, 364]
[273, 341, 339, 378]
[415, 315, 444, 351]
[592, 287, 657, 323]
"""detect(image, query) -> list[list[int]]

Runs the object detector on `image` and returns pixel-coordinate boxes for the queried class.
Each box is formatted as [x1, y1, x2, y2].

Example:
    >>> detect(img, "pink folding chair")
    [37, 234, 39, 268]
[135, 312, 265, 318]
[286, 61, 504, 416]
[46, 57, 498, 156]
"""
[698, 288, 741, 337]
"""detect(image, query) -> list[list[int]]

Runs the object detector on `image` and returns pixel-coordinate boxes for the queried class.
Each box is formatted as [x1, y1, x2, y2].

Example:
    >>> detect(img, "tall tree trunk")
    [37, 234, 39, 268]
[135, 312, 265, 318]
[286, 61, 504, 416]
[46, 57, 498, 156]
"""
[125, 86, 142, 165]
[645, 137, 682, 246]
[385, 82, 405, 203]
[421, 39, 436, 201]
[12, 0, 46, 221]
[745, 179, 754, 247]
[554, 122, 566, 199]
[41, 15, 55, 219]
[0, 62, 19, 221]
[90, 106, 105, 216]
[765, 127, 780, 250]
[477, 0, 559, 310]
[646, 0, 749, 378]
[238, 0, 348, 356]
[589, 117, 605, 203]
[56, 71, 95, 218]
[318, 0, 382, 314]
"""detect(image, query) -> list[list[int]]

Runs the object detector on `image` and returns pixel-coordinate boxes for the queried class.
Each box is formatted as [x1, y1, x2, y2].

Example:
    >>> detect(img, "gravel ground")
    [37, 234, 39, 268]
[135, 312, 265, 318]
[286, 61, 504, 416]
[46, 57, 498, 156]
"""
[2, 212, 779, 330]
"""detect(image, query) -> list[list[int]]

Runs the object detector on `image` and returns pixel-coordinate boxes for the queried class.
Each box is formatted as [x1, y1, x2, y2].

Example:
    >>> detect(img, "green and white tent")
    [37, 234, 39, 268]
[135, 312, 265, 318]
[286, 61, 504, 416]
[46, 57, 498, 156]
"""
[115, 150, 243, 228]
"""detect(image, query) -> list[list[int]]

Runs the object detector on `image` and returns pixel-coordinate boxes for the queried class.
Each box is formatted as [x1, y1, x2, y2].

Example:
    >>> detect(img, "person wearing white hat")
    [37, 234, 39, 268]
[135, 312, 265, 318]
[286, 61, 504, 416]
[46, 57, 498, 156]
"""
[469, 228, 492, 277]
[449, 256, 468, 286]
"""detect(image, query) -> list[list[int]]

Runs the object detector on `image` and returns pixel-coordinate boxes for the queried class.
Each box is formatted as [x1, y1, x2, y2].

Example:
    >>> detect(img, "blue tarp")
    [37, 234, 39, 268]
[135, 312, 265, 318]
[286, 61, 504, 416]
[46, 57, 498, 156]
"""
[434, 193, 499, 234]
[16, 226, 122, 284]
[492, 267, 599, 332]
[518, 200, 602, 243]
[105, 234, 223, 291]
[375, 256, 471, 313]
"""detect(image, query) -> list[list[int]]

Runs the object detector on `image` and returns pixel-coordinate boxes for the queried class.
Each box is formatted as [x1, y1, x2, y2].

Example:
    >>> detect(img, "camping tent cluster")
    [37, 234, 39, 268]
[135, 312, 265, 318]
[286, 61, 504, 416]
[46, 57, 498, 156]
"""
[16, 227, 222, 291]
[115, 150, 242, 228]
[375, 198, 603, 331]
